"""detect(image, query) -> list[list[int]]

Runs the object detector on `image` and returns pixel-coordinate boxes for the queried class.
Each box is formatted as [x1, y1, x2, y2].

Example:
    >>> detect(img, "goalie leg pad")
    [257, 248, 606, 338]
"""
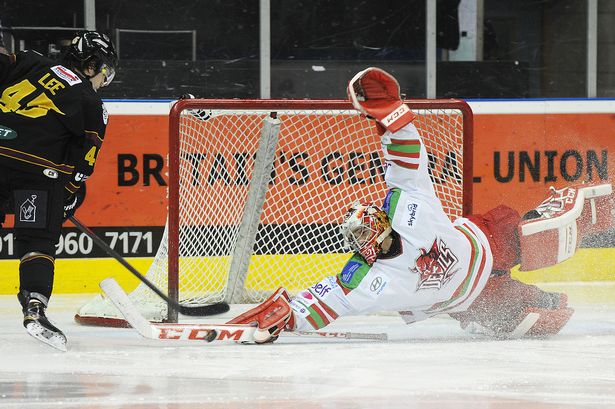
[577, 184, 615, 237]
[226, 288, 294, 344]
[523, 306, 574, 337]
[450, 272, 573, 337]
[519, 183, 613, 271]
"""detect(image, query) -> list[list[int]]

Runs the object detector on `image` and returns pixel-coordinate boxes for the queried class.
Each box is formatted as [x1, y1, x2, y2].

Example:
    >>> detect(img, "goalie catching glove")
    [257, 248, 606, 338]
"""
[347, 67, 415, 134]
[226, 288, 295, 344]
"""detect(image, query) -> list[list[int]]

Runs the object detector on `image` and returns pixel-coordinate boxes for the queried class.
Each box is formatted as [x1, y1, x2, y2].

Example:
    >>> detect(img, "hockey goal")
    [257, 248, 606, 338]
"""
[75, 99, 473, 326]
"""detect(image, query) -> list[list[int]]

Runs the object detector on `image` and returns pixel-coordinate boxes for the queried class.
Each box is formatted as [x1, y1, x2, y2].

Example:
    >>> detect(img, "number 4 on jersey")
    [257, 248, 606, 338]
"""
[0, 79, 64, 118]
[85, 146, 97, 166]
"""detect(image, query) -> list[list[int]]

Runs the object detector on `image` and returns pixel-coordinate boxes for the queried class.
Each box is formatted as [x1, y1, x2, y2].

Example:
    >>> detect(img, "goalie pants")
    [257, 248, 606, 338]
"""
[0, 164, 64, 303]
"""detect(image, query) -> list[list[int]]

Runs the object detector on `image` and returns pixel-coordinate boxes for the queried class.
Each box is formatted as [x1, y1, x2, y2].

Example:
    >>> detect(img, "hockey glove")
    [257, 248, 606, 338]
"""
[63, 183, 86, 221]
[226, 288, 295, 343]
[347, 67, 415, 134]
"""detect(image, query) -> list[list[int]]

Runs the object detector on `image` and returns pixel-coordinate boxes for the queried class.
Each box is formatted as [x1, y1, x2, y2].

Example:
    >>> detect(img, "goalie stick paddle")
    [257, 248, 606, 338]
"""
[69, 216, 229, 317]
[101, 277, 388, 344]
[101, 277, 256, 343]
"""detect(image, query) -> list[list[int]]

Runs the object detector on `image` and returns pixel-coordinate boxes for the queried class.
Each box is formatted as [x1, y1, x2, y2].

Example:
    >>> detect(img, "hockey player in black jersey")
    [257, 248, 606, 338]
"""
[0, 31, 117, 351]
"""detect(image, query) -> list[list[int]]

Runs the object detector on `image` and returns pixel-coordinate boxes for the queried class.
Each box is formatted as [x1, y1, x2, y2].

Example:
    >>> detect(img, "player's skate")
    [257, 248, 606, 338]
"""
[19, 291, 67, 352]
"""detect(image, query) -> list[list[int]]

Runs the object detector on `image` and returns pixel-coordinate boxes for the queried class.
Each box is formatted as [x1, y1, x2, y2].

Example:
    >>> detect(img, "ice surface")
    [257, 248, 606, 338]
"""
[1, 284, 614, 409]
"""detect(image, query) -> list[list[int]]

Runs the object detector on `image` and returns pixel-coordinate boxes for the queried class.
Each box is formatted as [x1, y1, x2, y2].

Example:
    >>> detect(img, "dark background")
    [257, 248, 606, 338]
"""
[1, 0, 600, 99]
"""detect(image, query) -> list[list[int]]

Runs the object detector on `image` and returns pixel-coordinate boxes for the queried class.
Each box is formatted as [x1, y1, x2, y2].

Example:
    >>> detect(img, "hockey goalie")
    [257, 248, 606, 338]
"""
[228, 67, 614, 343]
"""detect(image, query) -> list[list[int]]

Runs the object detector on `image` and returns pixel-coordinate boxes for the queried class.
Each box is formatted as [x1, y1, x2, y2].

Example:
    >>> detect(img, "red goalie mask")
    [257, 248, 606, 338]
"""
[341, 203, 392, 265]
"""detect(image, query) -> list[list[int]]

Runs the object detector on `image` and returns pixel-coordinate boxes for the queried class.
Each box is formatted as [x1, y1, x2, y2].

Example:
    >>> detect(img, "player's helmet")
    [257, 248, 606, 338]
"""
[340, 203, 392, 265]
[63, 31, 118, 87]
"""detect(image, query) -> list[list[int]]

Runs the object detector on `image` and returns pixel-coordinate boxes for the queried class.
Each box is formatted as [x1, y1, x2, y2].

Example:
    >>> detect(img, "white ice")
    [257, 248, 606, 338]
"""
[1, 283, 614, 409]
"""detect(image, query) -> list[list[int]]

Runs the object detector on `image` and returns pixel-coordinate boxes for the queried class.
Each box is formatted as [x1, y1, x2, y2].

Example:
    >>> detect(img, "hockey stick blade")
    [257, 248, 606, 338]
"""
[70, 216, 229, 317]
[100, 278, 156, 338]
[100, 278, 257, 343]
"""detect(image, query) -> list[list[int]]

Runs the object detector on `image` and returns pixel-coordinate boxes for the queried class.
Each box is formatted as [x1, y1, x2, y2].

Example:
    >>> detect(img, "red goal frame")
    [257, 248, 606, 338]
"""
[167, 99, 474, 322]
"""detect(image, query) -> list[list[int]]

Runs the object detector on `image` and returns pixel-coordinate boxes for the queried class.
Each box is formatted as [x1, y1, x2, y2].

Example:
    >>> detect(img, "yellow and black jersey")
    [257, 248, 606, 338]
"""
[0, 50, 106, 191]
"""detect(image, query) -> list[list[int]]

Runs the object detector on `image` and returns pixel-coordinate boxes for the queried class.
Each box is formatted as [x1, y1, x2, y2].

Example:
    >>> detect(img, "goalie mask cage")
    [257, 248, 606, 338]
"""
[75, 99, 473, 326]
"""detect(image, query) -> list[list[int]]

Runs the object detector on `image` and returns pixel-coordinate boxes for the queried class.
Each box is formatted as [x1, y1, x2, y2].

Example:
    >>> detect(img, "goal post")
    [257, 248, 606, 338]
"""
[75, 98, 473, 326]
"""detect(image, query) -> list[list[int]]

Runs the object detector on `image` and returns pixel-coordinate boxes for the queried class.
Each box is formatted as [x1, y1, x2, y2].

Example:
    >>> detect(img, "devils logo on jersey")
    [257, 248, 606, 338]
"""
[410, 238, 459, 290]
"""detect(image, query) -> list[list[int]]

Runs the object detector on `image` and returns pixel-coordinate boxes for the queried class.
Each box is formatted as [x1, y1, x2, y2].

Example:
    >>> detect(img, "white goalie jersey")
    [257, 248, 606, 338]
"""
[290, 122, 494, 331]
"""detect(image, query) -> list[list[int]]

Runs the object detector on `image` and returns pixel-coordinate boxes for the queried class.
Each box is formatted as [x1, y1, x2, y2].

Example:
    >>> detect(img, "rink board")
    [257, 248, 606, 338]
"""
[0, 248, 613, 299]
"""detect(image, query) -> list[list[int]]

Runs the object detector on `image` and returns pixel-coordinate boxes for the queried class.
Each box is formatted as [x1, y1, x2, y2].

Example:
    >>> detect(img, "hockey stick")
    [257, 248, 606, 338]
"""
[101, 277, 256, 343]
[101, 278, 388, 344]
[70, 216, 229, 317]
[286, 330, 388, 341]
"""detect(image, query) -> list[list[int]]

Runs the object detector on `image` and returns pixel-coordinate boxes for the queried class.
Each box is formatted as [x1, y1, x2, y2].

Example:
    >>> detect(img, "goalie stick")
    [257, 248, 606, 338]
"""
[288, 330, 388, 341]
[100, 278, 251, 342]
[70, 216, 229, 317]
[101, 278, 388, 343]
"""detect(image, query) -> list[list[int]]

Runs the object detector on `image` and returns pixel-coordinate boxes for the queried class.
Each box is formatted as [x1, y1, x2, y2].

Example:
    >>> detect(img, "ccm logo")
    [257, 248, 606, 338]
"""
[157, 327, 245, 341]
[381, 104, 410, 126]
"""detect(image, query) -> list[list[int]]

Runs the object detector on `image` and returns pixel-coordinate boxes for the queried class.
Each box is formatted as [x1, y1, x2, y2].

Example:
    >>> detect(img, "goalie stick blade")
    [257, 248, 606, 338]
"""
[151, 323, 256, 343]
[100, 278, 256, 343]
[100, 278, 156, 339]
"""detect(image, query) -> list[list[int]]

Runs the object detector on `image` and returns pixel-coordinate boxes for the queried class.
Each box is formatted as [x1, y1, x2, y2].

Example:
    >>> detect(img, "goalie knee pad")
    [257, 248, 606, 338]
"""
[347, 67, 416, 134]
[19, 251, 55, 301]
[519, 183, 613, 271]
